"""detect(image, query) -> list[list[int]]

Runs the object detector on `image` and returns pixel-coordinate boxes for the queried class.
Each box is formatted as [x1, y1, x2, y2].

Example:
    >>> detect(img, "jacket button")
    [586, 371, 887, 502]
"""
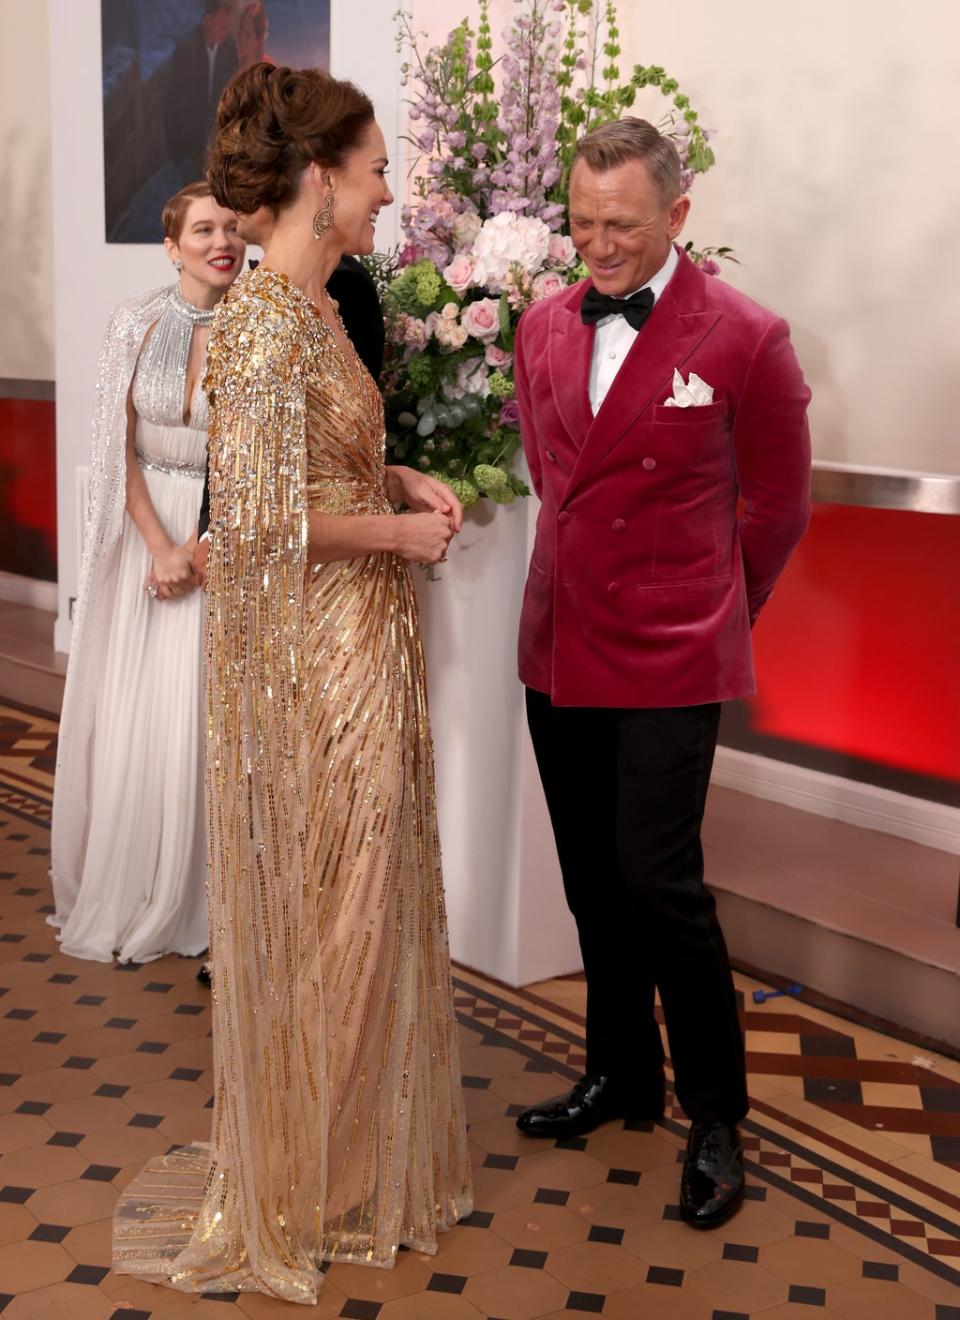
[612, 518, 626, 532]
[558, 511, 571, 525]
[607, 582, 621, 595]
[546, 449, 558, 462]
[642, 456, 656, 470]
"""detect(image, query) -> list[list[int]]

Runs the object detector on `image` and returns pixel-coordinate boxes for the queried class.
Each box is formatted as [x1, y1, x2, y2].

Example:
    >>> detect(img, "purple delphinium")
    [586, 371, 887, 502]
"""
[489, 1, 564, 229]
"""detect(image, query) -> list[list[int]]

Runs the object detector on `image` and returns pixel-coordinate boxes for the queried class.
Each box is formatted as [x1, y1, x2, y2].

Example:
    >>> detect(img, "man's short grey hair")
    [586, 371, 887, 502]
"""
[573, 117, 682, 205]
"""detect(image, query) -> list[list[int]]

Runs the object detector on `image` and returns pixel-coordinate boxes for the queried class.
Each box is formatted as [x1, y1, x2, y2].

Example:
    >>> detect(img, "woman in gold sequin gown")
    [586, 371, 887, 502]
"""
[113, 65, 473, 1303]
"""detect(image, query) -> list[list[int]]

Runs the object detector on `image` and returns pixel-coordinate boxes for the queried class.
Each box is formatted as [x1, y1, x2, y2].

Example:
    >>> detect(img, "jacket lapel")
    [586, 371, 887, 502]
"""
[560, 253, 721, 505]
[548, 290, 594, 450]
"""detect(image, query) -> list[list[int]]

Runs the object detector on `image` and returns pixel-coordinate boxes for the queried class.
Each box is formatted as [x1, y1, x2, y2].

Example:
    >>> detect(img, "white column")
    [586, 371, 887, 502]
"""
[416, 495, 582, 986]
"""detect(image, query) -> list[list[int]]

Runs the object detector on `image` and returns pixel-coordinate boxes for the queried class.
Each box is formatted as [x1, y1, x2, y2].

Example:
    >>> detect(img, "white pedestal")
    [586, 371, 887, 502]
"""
[415, 496, 583, 987]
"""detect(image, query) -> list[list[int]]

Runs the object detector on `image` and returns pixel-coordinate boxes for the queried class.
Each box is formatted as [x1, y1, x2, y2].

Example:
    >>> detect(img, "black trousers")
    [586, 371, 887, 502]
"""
[526, 688, 748, 1125]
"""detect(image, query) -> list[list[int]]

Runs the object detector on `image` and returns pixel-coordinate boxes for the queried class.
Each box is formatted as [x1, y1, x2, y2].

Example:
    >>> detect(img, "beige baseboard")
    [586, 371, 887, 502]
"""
[712, 746, 960, 857]
[0, 571, 58, 613]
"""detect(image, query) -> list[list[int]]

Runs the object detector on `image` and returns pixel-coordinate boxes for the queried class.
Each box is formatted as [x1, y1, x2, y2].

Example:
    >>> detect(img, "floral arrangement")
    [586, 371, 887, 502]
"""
[376, 0, 732, 508]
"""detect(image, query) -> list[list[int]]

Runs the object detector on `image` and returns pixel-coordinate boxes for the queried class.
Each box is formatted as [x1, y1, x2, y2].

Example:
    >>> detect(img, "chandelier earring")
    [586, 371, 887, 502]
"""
[173, 258, 183, 271]
[313, 189, 336, 239]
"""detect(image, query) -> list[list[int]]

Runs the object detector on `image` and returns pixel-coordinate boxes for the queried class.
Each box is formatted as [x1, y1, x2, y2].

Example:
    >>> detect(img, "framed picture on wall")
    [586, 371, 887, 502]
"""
[101, 0, 331, 243]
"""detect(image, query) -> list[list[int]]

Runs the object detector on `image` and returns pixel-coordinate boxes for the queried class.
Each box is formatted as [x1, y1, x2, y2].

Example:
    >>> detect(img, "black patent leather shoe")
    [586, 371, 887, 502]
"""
[516, 1072, 665, 1139]
[680, 1121, 744, 1228]
[196, 961, 212, 987]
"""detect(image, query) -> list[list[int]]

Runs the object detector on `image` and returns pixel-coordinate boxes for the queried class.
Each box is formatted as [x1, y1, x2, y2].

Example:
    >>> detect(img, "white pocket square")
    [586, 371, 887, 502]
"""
[664, 368, 714, 407]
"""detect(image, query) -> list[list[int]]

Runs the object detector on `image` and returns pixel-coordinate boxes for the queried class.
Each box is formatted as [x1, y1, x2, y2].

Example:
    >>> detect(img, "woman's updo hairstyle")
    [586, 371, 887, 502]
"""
[207, 63, 375, 215]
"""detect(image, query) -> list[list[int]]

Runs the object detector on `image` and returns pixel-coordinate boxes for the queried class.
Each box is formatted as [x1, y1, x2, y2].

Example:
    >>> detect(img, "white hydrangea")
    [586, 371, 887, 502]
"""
[452, 210, 483, 251]
[471, 213, 552, 294]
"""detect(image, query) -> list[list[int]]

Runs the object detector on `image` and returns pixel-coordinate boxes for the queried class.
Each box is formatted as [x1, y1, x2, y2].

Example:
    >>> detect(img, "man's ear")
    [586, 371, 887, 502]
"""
[667, 194, 691, 240]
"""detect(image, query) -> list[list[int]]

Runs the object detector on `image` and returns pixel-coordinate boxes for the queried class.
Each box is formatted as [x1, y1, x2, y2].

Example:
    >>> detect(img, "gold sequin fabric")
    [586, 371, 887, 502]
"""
[112, 267, 473, 1303]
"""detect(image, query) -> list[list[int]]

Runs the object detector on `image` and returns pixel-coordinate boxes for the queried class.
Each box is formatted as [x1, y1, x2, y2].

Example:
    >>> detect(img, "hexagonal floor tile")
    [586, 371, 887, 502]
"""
[13, 1066, 101, 1104]
[469, 1115, 540, 1157]
[236, 1280, 348, 1317]
[420, 1221, 513, 1275]
[603, 1283, 715, 1319]
[471, 1164, 536, 1214]
[543, 1238, 647, 1293]
[515, 1147, 608, 1193]
[568, 1179, 663, 1232]
[0, 1111, 52, 1153]
[0, 1236, 74, 1290]
[0, 1201, 36, 1249]
[488, 1071, 566, 1106]
[463, 1262, 568, 1320]
[380, 1294, 484, 1320]
[491, 1201, 589, 1253]
[2, 1280, 115, 1320]
[760, 1233, 863, 1288]
[0, 1141, 86, 1188]
[43, 1095, 132, 1134]
[326, 1255, 433, 1301]
[684, 1256, 790, 1313]
[28, 1177, 119, 1227]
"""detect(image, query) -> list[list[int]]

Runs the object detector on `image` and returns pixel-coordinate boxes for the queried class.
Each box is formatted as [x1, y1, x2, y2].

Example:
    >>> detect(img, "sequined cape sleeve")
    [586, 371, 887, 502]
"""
[164, 278, 329, 1298]
[50, 285, 172, 926]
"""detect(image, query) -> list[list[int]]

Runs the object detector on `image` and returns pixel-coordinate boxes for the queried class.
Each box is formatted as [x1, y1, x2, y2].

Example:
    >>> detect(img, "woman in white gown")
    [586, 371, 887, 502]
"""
[50, 183, 245, 964]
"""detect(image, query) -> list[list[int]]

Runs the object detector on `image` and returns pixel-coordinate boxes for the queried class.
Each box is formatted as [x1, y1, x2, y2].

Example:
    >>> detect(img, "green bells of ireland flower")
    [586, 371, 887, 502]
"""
[414, 264, 443, 305]
[486, 371, 514, 399]
[440, 475, 481, 509]
[472, 464, 516, 505]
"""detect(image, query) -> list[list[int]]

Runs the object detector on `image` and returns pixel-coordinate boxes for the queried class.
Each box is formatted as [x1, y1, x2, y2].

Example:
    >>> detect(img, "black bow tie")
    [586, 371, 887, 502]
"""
[580, 285, 655, 331]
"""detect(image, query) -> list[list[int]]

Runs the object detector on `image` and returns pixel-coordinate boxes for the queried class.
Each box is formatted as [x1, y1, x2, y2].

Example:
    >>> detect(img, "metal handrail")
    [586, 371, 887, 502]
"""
[812, 462, 960, 515]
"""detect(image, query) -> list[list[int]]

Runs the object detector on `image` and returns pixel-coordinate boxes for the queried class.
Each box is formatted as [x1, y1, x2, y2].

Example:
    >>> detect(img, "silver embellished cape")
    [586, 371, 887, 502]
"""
[50, 285, 173, 923]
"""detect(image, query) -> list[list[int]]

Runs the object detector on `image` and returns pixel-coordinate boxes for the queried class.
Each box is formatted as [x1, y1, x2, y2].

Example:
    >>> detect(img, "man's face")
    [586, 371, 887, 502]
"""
[203, 7, 231, 45]
[568, 158, 690, 297]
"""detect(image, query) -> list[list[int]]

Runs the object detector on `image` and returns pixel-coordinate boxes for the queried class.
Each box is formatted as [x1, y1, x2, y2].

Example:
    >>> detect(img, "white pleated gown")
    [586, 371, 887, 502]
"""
[54, 381, 209, 964]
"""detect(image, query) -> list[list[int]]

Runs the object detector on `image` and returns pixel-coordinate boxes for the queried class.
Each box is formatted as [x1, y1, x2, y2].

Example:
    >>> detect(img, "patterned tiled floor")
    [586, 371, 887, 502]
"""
[0, 700, 958, 1318]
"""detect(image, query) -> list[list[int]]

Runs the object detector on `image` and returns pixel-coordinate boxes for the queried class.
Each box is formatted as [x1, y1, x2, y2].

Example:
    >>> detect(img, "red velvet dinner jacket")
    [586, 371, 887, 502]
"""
[514, 248, 812, 708]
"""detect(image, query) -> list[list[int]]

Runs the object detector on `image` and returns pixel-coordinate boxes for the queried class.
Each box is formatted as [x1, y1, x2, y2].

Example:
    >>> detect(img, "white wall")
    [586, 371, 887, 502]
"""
[611, 0, 960, 477]
[0, 0, 55, 381]
[415, 0, 959, 476]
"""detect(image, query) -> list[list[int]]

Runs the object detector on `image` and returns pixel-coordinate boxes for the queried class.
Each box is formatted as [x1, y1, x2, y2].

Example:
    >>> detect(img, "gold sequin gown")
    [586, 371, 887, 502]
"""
[113, 267, 473, 1303]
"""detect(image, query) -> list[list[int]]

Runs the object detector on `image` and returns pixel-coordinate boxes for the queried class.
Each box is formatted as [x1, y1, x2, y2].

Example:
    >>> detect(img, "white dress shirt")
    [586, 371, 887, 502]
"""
[587, 244, 679, 415]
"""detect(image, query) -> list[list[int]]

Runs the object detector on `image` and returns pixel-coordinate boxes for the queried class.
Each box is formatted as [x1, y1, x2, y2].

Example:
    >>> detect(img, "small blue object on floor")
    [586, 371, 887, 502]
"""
[752, 983, 804, 1004]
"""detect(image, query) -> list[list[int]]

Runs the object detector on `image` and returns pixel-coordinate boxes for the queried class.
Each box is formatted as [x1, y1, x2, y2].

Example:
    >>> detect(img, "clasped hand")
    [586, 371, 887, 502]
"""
[144, 534, 203, 601]
[387, 466, 464, 566]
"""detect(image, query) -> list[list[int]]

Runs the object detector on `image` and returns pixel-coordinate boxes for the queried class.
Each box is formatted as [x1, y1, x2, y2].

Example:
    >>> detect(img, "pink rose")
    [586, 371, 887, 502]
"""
[424, 311, 441, 340]
[547, 233, 577, 267]
[701, 257, 722, 277]
[499, 400, 520, 427]
[461, 297, 501, 343]
[443, 255, 475, 294]
[531, 270, 566, 302]
[485, 343, 513, 368]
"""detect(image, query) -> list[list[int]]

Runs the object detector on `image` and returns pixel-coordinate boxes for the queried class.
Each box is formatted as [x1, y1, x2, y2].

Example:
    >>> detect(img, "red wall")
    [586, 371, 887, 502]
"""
[744, 503, 960, 787]
[0, 398, 57, 582]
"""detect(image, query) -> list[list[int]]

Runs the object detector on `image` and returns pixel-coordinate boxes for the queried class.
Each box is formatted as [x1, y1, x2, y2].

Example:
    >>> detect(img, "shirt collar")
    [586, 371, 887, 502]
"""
[619, 243, 679, 306]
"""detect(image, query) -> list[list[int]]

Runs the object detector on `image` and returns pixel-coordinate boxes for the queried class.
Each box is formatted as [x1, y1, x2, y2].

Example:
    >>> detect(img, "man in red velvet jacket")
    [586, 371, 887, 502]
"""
[513, 118, 811, 1229]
